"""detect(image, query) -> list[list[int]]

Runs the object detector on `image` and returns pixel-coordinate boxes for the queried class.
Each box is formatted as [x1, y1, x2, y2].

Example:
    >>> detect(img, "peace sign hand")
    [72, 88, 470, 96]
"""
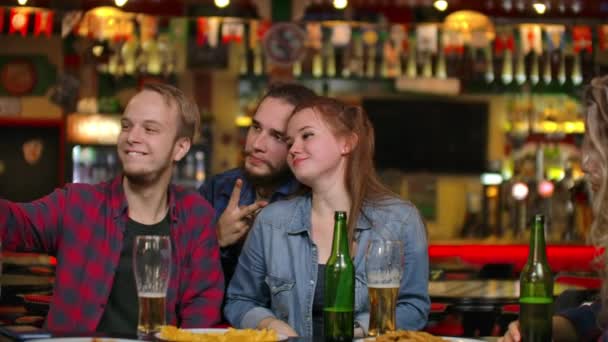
[216, 179, 268, 248]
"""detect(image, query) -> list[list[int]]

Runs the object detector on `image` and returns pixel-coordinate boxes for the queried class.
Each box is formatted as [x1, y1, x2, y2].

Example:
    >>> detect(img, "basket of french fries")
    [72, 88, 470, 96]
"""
[362, 330, 456, 341]
[157, 326, 284, 341]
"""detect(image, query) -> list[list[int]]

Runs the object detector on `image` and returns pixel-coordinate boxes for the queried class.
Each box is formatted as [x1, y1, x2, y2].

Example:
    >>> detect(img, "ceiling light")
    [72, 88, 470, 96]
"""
[571, 0, 582, 13]
[533, 2, 547, 14]
[333, 0, 348, 10]
[434, 0, 448, 11]
[214, 0, 230, 8]
[17, 0, 27, 5]
[114, 0, 128, 7]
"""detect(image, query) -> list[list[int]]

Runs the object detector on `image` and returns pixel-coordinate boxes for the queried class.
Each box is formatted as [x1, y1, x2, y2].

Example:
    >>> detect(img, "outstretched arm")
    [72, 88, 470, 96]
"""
[1, 187, 67, 254]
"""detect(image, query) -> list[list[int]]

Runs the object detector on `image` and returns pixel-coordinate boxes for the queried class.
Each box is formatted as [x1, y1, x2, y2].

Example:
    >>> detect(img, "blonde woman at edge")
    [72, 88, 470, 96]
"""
[500, 76, 608, 342]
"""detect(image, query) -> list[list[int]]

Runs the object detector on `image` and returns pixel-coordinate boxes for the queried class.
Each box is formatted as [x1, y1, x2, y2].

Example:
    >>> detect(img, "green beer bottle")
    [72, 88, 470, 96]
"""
[324, 211, 355, 341]
[519, 214, 553, 342]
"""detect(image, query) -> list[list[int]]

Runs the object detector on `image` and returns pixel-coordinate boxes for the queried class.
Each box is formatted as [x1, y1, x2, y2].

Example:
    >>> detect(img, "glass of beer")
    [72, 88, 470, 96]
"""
[133, 236, 171, 337]
[366, 239, 404, 337]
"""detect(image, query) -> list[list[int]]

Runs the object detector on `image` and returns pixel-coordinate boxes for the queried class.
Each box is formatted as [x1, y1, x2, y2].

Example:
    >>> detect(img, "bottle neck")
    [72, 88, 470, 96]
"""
[529, 222, 548, 264]
[331, 219, 350, 257]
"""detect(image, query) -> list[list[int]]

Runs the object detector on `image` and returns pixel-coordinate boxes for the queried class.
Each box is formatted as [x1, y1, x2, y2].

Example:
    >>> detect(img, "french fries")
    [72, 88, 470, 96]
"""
[374, 330, 449, 342]
[159, 326, 280, 342]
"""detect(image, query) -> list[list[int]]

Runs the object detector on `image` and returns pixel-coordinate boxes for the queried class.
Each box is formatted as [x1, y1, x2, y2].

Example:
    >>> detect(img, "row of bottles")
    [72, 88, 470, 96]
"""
[72, 145, 119, 184]
[171, 148, 207, 190]
[71, 144, 207, 190]
[505, 94, 584, 136]
[239, 42, 589, 88]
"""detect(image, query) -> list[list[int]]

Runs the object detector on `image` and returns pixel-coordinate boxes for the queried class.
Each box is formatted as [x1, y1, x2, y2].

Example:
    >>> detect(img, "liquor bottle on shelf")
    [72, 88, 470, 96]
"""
[485, 46, 494, 84]
[182, 154, 195, 181]
[253, 44, 263, 76]
[292, 59, 302, 78]
[422, 52, 432, 78]
[406, 41, 417, 78]
[501, 49, 513, 84]
[515, 48, 526, 84]
[571, 53, 582, 86]
[436, 49, 447, 79]
[542, 52, 552, 85]
[312, 47, 324, 78]
[195, 151, 206, 188]
[366, 44, 377, 79]
[530, 52, 540, 85]
[238, 43, 248, 76]
[381, 41, 389, 78]
[557, 51, 566, 85]
[460, 192, 482, 238]
[352, 35, 364, 78]
[326, 43, 336, 78]
[341, 47, 351, 78]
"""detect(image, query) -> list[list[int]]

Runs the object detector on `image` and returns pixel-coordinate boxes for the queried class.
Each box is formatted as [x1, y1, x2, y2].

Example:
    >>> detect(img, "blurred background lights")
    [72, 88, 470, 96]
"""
[533, 2, 547, 14]
[512, 182, 529, 200]
[214, 0, 230, 8]
[333, 0, 348, 10]
[434, 0, 448, 11]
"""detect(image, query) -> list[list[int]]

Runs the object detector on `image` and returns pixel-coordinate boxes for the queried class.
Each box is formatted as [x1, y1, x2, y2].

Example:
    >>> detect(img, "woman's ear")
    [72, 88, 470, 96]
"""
[341, 133, 359, 155]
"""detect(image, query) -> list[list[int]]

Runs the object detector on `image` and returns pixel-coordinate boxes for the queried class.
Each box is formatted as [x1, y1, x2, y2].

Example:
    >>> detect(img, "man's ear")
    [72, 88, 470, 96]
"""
[173, 137, 192, 162]
[341, 133, 358, 155]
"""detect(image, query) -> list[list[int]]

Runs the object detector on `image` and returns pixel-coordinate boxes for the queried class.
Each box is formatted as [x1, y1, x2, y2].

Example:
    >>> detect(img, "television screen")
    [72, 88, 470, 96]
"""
[0, 124, 61, 202]
[363, 97, 489, 174]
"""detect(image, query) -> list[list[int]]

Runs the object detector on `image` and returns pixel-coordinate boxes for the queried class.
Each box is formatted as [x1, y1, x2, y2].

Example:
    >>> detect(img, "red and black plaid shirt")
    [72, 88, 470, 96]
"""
[0, 175, 224, 333]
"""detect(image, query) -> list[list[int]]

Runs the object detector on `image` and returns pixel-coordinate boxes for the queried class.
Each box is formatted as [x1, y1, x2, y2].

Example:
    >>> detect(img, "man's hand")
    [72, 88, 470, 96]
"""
[216, 179, 268, 248]
[499, 316, 578, 342]
[498, 320, 521, 342]
[259, 317, 298, 337]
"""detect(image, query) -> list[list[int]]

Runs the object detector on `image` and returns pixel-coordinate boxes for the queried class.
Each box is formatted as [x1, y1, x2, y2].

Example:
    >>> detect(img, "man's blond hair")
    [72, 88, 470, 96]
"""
[142, 83, 200, 141]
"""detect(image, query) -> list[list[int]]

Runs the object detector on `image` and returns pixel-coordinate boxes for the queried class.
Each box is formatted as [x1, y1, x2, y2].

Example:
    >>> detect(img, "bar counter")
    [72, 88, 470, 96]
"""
[430, 242, 599, 273]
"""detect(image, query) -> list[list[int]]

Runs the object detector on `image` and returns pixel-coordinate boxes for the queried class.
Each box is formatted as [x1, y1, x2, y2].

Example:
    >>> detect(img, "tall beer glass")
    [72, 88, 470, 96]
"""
[133, 236, 171, 337]
[366, 239, 404, 337]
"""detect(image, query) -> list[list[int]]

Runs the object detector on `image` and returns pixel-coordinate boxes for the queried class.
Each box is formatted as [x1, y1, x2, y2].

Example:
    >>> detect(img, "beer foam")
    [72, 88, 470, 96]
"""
[367, 270, 403, 284]
[139, 292, 165, 298]
[368, 283, 400, 288]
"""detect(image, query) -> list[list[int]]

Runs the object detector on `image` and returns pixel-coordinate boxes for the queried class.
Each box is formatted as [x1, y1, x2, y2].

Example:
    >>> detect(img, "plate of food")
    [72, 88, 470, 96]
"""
[32, 339, 140, 342]
[355, 331, 484, 341]
[155, 326, 288, 341]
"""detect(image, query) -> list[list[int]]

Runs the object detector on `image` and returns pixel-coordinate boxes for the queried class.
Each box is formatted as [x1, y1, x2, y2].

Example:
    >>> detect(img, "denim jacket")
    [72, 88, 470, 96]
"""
[224, 193, 430, 337]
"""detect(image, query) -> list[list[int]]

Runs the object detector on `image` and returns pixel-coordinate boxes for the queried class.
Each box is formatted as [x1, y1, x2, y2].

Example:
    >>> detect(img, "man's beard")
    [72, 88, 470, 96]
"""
[124, 171, 158, 186]
[243, 159, 292, 189]
[122, 160, 172, 187]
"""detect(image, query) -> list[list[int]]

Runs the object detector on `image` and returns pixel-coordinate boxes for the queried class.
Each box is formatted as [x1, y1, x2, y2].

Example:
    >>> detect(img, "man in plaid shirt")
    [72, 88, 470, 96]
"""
[0, 84, 223, 334]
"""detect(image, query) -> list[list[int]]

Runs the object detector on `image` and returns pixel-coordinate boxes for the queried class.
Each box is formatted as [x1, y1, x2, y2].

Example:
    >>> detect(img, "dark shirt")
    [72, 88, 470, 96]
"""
[313, 264, 325, 338]
[97, 214, 170, 335]
[199, 168, 299, 286]
[1, 175, 224, 332]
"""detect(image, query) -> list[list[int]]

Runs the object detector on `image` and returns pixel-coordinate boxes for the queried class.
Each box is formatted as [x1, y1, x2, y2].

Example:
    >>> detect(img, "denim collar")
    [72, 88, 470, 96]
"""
[286, 193, 373, 235]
